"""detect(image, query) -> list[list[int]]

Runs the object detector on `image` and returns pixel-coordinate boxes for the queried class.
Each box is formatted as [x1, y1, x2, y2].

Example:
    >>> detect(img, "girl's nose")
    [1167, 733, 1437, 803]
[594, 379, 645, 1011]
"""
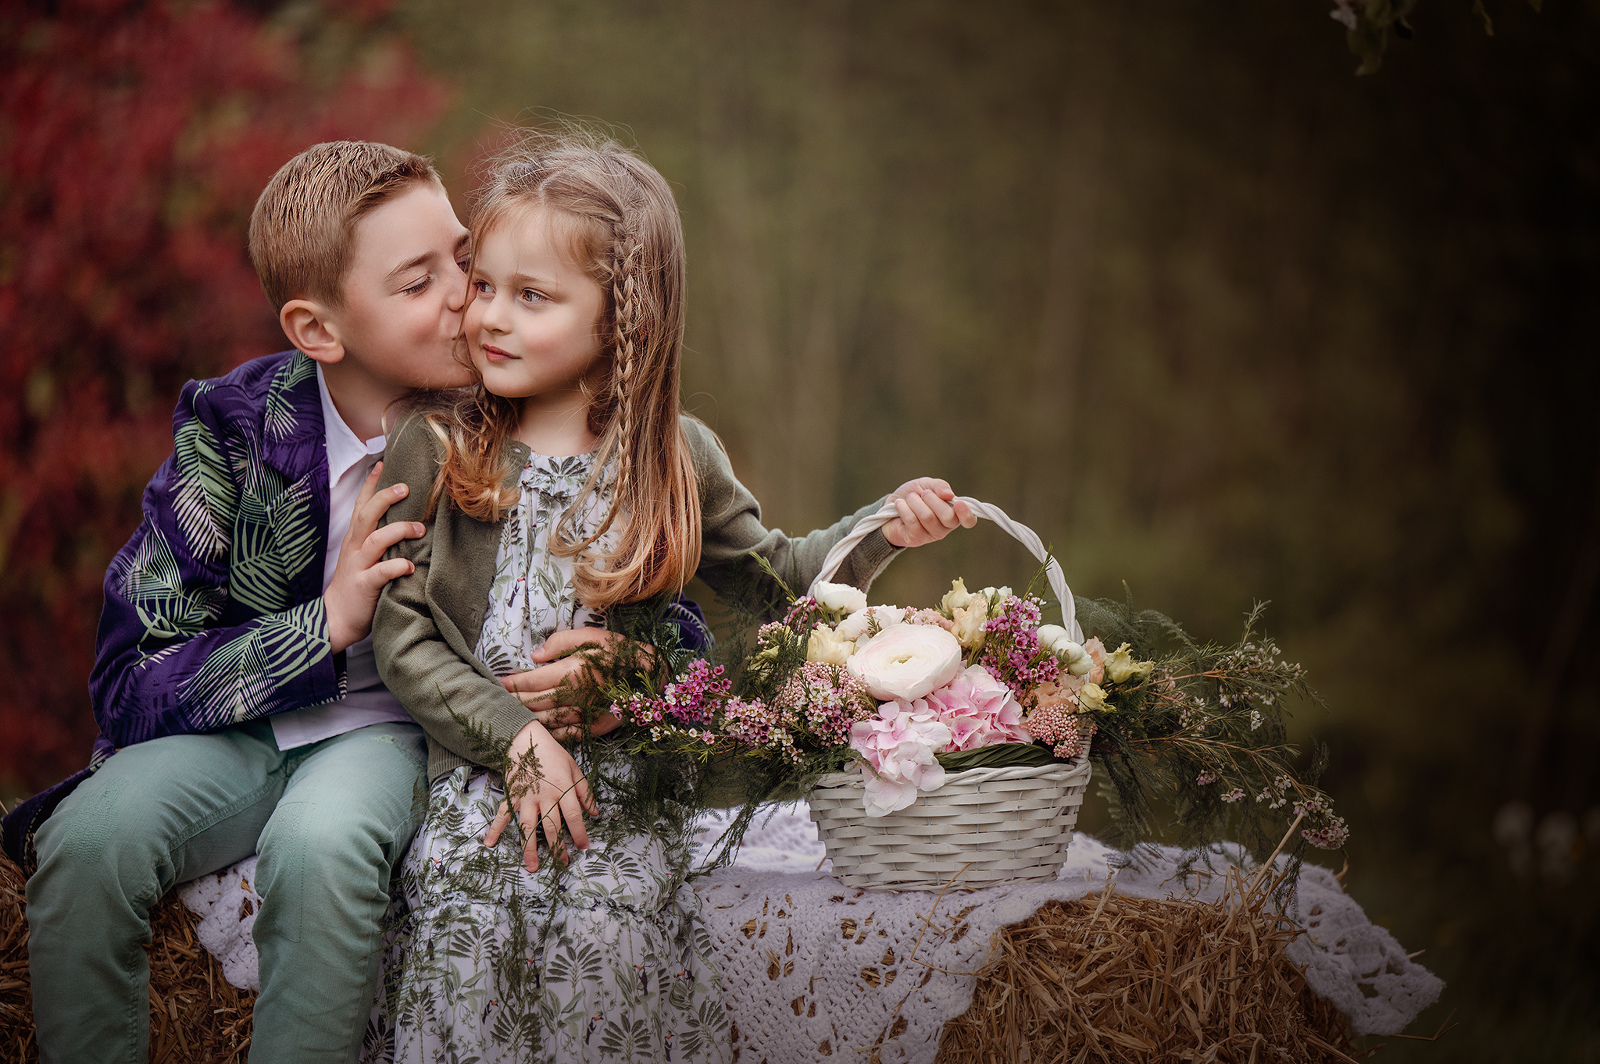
[480, 293, 510, 333]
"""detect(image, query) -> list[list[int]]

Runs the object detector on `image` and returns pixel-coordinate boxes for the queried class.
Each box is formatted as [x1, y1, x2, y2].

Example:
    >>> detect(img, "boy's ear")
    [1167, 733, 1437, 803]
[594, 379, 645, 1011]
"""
[280, 299, 345, 365]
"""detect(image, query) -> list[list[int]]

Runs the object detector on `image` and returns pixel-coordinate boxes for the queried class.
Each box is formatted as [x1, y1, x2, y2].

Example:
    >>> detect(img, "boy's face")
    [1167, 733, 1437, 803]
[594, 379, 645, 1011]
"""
[329, 181, 473, 391]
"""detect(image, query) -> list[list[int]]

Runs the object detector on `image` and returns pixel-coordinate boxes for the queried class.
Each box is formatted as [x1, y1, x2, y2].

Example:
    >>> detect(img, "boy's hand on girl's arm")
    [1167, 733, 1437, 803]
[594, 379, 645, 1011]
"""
[500, 628, 636, 740]
[324, 462, 426, 654]
[484, 718, 599, 872]
[882, 477, 977, 548]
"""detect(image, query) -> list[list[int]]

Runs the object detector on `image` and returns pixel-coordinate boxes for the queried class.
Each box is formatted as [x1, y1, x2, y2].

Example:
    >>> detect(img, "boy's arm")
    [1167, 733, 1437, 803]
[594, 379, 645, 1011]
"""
[88, 379, 345, 747]
[371, 417, 534, 769]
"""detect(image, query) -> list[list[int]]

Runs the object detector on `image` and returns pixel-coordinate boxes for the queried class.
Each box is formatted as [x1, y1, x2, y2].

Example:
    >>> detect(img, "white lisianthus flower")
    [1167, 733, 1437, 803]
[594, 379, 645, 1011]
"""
[950, 602, 988, 651]
[806, 624, 856, 666]
[1103, 642, 1155, 684]
[813, 581, 868, 615]
[1076, 682, 1109, 712]
[846, 624, 963, 701]
[979, 586, 1013, 613]
[836, 604, 905, 643]
[939, 578, 976, 614]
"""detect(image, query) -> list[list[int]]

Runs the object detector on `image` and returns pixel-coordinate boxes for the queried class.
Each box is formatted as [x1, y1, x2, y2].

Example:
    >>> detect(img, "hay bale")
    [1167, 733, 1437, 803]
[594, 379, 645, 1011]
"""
[935, 887, 1360, 1064]
[0, 853, 255, 1064]
[6, 849, 1358, 1063]
[1, 856, 34, 1064]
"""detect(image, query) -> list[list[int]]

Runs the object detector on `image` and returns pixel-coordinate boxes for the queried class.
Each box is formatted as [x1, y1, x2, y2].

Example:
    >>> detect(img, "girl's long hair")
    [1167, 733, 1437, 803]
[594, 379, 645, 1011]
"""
[423, 130, 700, 609]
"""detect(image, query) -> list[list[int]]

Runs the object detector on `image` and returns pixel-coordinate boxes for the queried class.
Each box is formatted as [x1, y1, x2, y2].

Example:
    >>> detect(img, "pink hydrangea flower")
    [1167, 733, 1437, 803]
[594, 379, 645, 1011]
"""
[918, 665, 1031, 752]
[849, 702, 951, 816]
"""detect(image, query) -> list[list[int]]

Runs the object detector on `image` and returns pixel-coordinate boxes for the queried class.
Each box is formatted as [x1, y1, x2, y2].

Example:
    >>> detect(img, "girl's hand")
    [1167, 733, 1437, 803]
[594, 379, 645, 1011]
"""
[500, 628, 637, 740]
[484, 718, 599, 872]
[882, 478, 976, 548]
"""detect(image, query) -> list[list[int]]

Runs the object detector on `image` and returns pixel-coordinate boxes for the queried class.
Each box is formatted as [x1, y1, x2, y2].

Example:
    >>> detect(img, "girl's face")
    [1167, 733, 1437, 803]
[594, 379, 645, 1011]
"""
[463, 207, 607, 403]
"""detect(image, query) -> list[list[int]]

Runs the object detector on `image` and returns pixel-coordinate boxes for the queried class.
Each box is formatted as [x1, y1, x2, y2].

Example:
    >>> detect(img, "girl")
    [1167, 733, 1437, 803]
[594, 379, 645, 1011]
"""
[369, 130, 972, 1063]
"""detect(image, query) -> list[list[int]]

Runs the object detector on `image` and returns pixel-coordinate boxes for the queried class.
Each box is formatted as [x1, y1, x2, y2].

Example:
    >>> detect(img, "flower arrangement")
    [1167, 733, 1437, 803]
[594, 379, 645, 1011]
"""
[603, 571, 1349, 863]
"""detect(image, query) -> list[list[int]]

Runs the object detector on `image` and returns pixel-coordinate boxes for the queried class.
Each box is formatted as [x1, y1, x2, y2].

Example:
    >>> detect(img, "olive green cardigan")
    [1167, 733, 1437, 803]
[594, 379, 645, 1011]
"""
[372, 413, 899, 782]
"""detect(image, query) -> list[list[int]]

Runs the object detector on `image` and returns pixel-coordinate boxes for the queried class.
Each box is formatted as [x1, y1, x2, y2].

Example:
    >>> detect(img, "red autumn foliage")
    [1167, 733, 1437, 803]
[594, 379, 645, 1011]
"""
[0, 0, 451, 794]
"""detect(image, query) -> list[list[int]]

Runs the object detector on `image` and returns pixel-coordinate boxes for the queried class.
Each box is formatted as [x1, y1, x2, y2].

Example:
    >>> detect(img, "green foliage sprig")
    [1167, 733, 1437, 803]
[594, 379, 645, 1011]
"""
[1332, 0, 1542, 75]
[1075, 594, 1345, 881]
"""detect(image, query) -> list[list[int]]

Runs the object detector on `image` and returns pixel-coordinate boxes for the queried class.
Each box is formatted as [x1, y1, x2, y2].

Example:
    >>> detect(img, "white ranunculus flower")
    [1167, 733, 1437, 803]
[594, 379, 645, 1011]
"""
[1036, 624, 1071, 651]
[806, 624, 856, 666]
[1036, 624, 1093, 675]
[836, 605, 905, 643]
[846, 623, 963, 701]
[813, 581, 868, 614]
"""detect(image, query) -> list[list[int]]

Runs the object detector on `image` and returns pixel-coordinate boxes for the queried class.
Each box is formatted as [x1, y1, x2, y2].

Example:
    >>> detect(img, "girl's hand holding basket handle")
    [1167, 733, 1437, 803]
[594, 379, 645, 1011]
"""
[880, 478, 978, 547]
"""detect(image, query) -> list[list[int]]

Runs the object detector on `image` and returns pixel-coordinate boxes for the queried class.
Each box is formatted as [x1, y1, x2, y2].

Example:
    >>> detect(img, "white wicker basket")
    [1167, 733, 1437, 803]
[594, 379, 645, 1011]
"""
[804, 496, 1093, 892]
[808, 758, 1092, 890]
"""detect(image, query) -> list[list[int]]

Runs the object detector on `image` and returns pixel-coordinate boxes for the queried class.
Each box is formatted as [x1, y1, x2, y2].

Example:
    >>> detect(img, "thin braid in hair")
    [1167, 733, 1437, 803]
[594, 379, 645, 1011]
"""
[435, 129, 701, 608]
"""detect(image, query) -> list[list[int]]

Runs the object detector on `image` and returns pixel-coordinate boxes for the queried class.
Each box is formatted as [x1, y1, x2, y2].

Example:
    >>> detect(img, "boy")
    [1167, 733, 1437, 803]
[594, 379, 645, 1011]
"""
[12, 141, 475, 1064]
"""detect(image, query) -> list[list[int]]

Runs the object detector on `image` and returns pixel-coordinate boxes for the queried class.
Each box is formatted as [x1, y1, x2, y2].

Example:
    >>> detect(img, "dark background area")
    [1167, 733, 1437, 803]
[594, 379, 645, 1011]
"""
[3, 0, 1596, 1057]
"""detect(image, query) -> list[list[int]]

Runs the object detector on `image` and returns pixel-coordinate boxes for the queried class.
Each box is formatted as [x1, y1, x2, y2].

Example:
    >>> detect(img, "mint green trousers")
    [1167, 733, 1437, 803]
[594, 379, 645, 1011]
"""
[26, 719, 427, 1064]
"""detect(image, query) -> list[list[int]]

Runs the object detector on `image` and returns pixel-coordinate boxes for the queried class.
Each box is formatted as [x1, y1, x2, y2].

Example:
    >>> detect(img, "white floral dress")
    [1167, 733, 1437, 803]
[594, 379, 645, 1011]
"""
[371, 452, 731, 1064]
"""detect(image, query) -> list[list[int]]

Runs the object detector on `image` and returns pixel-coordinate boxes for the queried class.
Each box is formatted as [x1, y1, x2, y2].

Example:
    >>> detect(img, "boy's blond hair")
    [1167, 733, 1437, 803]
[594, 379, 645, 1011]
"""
[248, 141, 440, 310]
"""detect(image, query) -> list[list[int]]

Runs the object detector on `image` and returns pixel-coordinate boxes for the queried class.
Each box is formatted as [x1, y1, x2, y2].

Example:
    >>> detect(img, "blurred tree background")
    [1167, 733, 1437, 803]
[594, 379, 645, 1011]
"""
[3, 0, 1597, 1057]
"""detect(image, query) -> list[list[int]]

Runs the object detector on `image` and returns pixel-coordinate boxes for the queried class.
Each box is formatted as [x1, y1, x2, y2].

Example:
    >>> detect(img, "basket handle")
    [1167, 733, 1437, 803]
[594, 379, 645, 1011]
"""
[807, 497, 1082, 643]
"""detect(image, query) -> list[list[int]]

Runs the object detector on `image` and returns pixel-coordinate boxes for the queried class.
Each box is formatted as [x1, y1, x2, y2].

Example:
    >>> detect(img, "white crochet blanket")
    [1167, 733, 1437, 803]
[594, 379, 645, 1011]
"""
[179, 803, 1441, 1061]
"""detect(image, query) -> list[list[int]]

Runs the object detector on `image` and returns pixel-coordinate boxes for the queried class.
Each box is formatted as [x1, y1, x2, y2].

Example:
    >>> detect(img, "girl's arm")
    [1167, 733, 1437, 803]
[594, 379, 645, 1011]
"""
[371, 414, 535, 768]
[683, 416, 906, 607]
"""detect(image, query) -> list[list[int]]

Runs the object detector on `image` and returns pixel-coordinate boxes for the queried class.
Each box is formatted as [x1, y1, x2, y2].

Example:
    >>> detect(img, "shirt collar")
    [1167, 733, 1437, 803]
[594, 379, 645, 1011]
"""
[316, 365, 386, 483]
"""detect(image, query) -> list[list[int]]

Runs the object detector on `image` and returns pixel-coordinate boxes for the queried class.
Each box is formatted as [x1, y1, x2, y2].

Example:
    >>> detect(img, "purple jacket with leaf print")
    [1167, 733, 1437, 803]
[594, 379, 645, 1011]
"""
[1, 348, 708, 868]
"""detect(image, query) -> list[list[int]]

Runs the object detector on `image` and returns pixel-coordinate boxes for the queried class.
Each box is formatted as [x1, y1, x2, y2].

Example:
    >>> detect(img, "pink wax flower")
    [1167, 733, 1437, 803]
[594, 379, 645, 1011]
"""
[919, 664, 1032, 752]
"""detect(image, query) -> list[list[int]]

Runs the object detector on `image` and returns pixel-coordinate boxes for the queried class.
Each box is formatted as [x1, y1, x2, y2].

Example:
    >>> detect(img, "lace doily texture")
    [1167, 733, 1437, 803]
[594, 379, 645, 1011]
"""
[178, 801, 1441, 1060]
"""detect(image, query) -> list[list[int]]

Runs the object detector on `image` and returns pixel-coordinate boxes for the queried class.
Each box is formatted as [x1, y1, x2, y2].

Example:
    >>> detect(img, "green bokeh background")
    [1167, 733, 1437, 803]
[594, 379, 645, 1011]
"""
[12, 0, 1600, 1057]
[390, 2, 1598, 1056]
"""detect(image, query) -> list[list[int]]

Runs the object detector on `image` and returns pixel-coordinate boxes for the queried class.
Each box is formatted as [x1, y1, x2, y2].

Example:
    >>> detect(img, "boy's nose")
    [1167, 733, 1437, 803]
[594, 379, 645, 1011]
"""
[445, 275, 467, 313]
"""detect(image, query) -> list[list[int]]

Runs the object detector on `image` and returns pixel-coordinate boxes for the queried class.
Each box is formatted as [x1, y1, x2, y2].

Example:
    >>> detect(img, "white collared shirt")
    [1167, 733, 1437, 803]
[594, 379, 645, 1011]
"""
[270, 366, 413, 750]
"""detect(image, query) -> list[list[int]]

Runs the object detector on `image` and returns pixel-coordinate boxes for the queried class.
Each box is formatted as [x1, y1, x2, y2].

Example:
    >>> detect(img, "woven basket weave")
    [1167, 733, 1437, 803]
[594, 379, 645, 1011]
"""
[808, 758, 1092, 890]
[804, 495, 1094, 892]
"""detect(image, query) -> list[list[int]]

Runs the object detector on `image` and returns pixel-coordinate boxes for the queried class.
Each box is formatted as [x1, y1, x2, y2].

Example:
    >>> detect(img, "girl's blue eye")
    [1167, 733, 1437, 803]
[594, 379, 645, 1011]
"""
[521, 289, 546, 304]
[472, 280, 493, 295]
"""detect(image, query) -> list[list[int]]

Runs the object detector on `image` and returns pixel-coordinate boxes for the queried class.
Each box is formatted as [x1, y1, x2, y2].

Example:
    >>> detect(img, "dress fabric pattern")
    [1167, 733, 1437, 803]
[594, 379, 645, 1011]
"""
[375, 452, 731, 1064]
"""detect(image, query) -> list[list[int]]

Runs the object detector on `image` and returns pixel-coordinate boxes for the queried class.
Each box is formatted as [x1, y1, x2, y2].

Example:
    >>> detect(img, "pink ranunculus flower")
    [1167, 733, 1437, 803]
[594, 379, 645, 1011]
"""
[921, 664, 1032, 751]
[849, 701, 952, 816]
[846, 623, 963, 702]
[1082, 637, 1108, 686]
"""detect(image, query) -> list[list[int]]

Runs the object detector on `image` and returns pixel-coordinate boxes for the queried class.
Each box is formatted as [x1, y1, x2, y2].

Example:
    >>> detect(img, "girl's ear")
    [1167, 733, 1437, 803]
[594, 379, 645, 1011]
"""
[280, 299, 345, 364]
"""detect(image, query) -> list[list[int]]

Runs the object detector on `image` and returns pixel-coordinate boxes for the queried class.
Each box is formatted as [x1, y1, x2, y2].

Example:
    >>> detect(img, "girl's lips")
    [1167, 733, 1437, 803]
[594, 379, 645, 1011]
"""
[481, 343, 516, 363]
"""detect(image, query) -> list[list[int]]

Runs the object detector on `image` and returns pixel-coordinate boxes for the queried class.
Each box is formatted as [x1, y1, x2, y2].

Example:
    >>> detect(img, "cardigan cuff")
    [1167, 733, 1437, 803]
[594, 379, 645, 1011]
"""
[845, 528, 901, 591]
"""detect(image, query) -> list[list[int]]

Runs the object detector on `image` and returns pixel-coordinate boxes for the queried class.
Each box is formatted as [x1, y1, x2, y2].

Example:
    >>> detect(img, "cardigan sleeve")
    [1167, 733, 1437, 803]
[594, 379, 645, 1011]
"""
[371, 414, 534, 771]
[684, 416, 900, 616]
